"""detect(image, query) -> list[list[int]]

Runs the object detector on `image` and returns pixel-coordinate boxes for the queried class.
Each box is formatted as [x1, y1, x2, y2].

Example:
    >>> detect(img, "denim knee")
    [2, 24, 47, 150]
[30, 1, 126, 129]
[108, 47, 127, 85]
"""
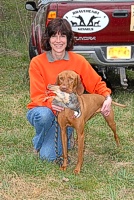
[27, 107, 55, 127]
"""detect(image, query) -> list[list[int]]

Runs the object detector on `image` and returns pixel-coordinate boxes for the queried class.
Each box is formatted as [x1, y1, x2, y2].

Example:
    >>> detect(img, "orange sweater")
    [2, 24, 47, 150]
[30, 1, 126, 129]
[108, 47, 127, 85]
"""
[27, 51, 111, 109]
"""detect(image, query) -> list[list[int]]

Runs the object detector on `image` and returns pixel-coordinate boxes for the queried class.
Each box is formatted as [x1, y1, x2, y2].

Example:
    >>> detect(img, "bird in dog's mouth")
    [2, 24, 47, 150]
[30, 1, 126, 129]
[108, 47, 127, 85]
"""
[45, 84, 81, 118]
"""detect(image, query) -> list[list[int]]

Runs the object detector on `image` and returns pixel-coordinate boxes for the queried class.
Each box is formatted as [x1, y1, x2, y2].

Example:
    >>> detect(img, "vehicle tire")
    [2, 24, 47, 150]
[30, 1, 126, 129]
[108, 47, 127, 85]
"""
[29, 36, 37, 60]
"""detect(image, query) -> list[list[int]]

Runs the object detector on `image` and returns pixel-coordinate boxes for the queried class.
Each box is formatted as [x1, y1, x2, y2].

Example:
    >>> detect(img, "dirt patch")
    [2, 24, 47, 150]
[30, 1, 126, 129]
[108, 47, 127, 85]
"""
[0, 173, 79, 200]
[0, 175, 45, 200]
[118, 188, 134, 200]
[111, 161, 133, 169]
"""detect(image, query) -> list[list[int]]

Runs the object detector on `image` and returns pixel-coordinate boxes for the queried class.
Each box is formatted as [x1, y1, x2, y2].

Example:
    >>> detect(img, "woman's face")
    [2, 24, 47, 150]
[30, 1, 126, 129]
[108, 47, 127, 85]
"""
[49, 32, 67, 54]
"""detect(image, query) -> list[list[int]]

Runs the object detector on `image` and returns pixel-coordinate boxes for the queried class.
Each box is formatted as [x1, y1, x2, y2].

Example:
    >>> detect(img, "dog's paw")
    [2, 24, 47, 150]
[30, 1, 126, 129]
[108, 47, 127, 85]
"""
[74, 166, 81, 174]
[60, 165, 67, 171]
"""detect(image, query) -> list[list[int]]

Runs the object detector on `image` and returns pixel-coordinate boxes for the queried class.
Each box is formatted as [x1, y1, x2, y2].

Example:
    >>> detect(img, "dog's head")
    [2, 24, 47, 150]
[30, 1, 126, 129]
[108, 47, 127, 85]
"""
[56, 70, 84, 95]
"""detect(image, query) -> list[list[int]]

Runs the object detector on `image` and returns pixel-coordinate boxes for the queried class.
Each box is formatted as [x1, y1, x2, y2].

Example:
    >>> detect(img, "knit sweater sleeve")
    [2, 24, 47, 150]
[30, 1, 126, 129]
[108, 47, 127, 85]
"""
[77, 56, 111, 97]
[27, 58, 52, 109]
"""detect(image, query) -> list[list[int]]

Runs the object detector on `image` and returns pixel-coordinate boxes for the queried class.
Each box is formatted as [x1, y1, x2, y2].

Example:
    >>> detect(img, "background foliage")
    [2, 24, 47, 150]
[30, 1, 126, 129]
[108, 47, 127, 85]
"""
[0, 0, 38, 53]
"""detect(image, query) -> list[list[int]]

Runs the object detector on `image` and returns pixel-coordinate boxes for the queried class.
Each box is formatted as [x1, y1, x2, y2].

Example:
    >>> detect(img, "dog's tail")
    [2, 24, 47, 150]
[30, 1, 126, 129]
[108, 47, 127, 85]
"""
[112, 101, 126, 108]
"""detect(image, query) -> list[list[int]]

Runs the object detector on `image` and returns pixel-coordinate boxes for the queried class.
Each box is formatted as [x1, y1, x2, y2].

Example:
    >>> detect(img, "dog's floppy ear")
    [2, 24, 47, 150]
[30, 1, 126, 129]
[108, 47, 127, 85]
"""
[55, 75, 60, 85]
[76, 74, 84, 95]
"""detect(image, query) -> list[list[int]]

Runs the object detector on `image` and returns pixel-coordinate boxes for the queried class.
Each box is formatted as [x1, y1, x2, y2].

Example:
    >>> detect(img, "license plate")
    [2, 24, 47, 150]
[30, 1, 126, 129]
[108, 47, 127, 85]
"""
[107, 46, 131, 59]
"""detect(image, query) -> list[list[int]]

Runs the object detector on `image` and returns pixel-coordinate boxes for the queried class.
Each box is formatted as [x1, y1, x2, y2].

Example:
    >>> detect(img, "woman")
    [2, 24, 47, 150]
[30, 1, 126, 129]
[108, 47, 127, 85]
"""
[26, 18, 112, 161]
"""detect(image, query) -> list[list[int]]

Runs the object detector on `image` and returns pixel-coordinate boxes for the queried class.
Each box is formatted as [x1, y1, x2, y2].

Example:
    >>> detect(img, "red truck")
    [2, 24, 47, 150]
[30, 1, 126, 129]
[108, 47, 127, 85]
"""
[25, 0, 134, 89]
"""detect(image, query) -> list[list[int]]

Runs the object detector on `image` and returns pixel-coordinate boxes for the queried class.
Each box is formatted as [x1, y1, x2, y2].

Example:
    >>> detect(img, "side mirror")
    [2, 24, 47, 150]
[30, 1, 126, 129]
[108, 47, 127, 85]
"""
[25, 1, 38, 11]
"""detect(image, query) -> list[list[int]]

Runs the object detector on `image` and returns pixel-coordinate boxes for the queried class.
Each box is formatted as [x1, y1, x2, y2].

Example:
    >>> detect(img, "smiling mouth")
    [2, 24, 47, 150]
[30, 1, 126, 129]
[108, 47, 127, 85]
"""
[55, 45, 63, 48]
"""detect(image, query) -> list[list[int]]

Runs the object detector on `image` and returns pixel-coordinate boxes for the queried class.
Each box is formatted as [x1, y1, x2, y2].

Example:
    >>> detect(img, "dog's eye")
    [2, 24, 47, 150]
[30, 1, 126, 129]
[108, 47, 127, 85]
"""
[69, 77, 74, 81]
[59, 77, 64, 81]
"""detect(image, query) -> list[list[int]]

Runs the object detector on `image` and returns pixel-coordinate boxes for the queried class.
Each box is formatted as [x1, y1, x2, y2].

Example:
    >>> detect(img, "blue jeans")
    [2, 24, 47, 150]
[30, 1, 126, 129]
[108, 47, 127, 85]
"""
[26, 107, 73, 161]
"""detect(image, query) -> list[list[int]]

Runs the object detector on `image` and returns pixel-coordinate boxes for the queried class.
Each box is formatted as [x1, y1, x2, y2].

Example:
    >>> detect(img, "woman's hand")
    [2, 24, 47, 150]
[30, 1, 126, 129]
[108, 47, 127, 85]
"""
[101, 96, 112, 117]
[52, 104, 65, 112]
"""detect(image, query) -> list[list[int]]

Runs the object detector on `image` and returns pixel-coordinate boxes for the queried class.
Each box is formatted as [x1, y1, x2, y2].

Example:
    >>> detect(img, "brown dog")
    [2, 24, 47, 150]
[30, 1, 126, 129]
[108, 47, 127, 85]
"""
[49, 70, 126, 174]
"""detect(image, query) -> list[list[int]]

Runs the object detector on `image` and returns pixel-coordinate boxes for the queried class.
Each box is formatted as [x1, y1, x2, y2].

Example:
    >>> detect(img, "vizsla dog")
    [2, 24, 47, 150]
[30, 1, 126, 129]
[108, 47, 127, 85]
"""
[48, 70, 126, 174]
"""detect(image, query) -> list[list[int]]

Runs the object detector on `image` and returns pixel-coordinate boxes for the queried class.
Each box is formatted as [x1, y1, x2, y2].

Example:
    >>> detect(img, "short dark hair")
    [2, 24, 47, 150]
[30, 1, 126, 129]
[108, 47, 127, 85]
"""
[41, 18, 75, 51]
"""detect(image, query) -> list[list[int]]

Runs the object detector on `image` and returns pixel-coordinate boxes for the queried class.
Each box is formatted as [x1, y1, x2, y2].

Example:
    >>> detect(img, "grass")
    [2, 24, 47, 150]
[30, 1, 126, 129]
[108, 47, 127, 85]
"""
[0, 52, 134, 200]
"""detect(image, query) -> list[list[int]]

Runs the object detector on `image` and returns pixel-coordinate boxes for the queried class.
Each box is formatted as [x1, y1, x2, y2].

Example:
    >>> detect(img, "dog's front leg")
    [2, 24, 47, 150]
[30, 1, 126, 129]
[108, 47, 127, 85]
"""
[74, 127, 85, 174]
[60, 126, 68, 171]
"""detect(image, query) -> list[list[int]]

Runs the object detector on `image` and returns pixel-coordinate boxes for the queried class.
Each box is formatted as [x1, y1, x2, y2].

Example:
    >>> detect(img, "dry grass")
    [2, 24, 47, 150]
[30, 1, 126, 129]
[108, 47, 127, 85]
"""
[1, 174, 87, 200]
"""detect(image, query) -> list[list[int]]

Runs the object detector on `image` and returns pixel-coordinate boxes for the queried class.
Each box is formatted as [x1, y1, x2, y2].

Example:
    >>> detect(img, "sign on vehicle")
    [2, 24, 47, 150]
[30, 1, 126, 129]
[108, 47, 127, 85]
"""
[63, 8, 109, 33]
